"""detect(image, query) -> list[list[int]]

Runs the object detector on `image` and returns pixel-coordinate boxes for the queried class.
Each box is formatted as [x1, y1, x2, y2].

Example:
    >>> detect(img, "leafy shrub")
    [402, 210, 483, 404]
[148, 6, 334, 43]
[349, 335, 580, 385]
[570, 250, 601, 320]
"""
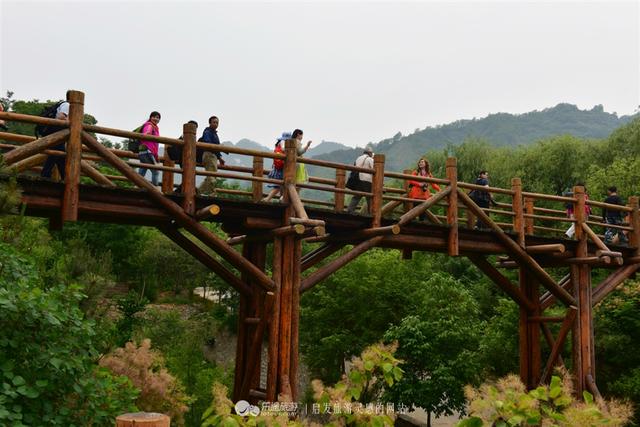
[133, 306, 231, 426]
[100, 339, 191, 425]
[457, 373, 632, 427]
[201, 342, 403, 427]
[0, 242, 138, 426]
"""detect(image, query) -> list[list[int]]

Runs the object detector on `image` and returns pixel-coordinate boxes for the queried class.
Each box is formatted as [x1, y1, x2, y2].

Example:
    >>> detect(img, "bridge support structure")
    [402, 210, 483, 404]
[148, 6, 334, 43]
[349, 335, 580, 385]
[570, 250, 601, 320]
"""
[2, 90, 640, 404]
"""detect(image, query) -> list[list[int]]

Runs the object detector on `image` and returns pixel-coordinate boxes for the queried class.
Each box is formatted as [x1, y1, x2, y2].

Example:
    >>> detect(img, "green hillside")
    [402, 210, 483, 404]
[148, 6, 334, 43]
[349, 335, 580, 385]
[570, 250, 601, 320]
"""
[312, 103, 639, 172]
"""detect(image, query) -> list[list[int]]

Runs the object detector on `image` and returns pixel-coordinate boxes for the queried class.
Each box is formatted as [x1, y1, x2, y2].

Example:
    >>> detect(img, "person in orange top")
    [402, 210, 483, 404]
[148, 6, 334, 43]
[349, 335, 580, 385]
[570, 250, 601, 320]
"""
[408, 158, 441, 200]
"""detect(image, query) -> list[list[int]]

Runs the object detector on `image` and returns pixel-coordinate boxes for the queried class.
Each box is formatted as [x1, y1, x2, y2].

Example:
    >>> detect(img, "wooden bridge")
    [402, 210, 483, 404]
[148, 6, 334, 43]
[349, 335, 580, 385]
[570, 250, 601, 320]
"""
[1, 90, 639, 404]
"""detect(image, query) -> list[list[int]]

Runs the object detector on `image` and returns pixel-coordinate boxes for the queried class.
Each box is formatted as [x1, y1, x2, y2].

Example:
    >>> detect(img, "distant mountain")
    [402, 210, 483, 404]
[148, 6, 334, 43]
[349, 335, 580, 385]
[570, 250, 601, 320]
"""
[307, 141, 350, 157]
[310, 103, 640, 172]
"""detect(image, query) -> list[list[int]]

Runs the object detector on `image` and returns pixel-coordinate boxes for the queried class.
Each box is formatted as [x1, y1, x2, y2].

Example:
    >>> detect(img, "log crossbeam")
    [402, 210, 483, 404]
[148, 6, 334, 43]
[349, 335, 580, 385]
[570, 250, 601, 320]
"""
[540, 306, 577, 384]
[458, 188, 576, 307]
[81, 131, 275, 292]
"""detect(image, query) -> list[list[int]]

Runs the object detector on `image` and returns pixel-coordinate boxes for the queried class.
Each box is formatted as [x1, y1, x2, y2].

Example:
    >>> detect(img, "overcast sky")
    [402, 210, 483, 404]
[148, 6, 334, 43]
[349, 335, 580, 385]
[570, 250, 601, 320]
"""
[1, 1, 638, 148]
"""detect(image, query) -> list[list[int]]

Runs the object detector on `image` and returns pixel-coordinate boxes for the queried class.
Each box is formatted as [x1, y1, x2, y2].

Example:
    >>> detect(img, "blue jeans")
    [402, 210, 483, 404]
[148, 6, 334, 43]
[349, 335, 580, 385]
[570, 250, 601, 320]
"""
[138, 151, 159, 185]
[41, 143, 66, 179]
[604, 217, 627, 244]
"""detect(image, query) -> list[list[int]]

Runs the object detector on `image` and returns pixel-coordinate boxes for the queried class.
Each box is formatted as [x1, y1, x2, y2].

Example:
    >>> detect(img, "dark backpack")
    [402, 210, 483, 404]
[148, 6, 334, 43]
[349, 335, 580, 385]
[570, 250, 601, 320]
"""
[126, 124, 146, 153]
[195, 136, 206, 164]
[345, 162, 361, 190]
[34, 100, 65, 137]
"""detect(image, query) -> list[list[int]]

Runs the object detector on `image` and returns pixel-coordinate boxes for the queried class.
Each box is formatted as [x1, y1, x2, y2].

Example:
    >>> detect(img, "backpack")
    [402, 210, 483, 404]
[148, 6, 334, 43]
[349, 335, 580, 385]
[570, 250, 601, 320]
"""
[195, 136, 206, 164]
[34, 100, 65, 137]
[126, 124, 146, 153]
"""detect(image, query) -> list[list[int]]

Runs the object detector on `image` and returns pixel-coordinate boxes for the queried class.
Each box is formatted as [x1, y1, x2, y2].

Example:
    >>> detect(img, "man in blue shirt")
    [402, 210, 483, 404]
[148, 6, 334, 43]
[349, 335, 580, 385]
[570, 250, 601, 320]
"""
[199, 116, 225, 195]
[470, 170, 495, 229]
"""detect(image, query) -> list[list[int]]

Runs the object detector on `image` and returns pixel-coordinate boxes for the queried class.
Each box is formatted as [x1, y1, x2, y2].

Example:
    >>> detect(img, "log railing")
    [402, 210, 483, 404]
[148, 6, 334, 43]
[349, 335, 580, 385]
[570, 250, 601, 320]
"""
[0, 91, 638, 250]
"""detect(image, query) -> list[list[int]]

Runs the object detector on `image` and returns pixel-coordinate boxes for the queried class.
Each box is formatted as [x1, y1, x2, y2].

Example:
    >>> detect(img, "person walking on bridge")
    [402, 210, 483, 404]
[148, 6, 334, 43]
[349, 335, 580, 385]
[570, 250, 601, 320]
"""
[137, 111, 161, 186]
[470, 170, 496, 230]
[407, 158, 441, 221]
[40, 101, 70, 179]
[198, 116, 225, 196]
[262, 132, 289, 203]
[346, 147, 374, 214]
[602, 186, 628, 244]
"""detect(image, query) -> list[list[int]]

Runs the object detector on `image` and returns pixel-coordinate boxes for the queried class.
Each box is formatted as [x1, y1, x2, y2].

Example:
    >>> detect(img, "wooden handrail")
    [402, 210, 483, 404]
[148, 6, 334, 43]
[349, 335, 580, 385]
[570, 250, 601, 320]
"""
[0, 111, 68, 128]
[586, 199, 633, 212]
[2, 102, 639, 249]
[383, 170, 450, 185]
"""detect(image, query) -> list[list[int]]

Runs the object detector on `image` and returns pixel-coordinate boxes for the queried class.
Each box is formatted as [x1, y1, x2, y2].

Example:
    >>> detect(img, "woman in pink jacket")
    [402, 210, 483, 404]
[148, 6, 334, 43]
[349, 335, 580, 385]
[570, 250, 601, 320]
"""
[137, 111, 161, 185]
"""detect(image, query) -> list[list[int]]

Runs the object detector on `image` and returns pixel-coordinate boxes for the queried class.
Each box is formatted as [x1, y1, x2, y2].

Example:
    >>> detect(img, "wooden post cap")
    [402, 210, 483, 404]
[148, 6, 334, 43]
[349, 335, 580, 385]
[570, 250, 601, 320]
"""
[116, 412, 170, 427]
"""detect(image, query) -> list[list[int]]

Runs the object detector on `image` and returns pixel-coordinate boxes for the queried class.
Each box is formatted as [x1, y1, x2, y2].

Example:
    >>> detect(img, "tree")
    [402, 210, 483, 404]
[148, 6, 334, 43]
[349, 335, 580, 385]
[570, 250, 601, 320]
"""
[383, 273, 484, 427]
[300, 250, 437, 382]
[0, 242, 138, 426]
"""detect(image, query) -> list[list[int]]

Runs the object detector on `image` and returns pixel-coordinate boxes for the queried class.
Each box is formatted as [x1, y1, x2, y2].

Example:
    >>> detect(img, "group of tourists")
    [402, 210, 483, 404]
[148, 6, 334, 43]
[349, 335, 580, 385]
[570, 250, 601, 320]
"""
[133, 112, 224, 195]
[262, 129, 313, 203]
[564, 185, 628, 244]
[35, 104, 225, 195]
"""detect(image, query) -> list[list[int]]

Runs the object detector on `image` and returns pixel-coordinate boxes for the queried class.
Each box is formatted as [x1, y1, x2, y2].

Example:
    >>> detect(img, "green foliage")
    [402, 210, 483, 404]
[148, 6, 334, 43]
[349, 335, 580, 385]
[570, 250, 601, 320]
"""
[383, 273, 484, 421]
[477, 298, 520, 378]
[0, 242, 138, 426]
[114, 290, 149, 346]
[201, 342, 402, 427]
[595, 279, 640, 422]
[310, 103, 638, 172]
[100, 339, 191, 425]
[133, 307, 232, 427]
[458, 374, 632, 427]
[300, 249, 432, 382]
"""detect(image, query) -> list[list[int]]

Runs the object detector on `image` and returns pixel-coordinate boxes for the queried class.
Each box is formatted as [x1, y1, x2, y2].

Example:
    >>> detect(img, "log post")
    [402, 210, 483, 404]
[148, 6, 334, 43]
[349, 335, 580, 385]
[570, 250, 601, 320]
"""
[282, 139, 298, 215]
[403, 169, 413, 213]
[371, 154, 385, 227]
[571, 185, 595, 395]
[446, 157, 458, 256]
[267, 237, 282, 402]
[116, 413, 170, 427]
[519, 270, 541, 388]
[252, 156, 264, 202]
[181, 122, 197, 215]
[161, 156, 175, 193]
[512, 177, 525, 247]
[629, 196, 640, 254]
[275, 138, 299, 400]
[525, 197, 534, 235]
[62, 90, 84, 222]
[335, 169, 346, 212]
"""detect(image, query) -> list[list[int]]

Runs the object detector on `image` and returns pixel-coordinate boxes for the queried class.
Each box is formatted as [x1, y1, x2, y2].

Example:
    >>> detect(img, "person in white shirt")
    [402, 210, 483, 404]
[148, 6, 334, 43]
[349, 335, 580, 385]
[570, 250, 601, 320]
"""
[41, 101, 70, 179]
[346, 147, 375, 214]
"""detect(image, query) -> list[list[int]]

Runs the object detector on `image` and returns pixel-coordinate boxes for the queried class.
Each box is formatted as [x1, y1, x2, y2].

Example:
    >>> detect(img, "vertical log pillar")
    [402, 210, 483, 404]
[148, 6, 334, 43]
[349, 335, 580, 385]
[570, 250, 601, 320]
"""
[446, 158, 458, 256]
[273, 138, 299, 401]
[371, 154, 385, 227]
[233, 243, 252, 402]
[628, 196, 640, 254]
[233, 242, 267, 402]
[61, 90, 84, 222]
[334, 169, 346, 212]
[519, 270, 541, 388]
[266, 237, 282, 401]
[525, 197, 534, 235]
[289, 239, 302, 399]
[181, 122, 197, 215]
[402, 169, 413, 260]
[161, 157, 175, 194]
[252, 156, 264, 202]
[512, 178, 525, 247]
[571, 185, 594, 394]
